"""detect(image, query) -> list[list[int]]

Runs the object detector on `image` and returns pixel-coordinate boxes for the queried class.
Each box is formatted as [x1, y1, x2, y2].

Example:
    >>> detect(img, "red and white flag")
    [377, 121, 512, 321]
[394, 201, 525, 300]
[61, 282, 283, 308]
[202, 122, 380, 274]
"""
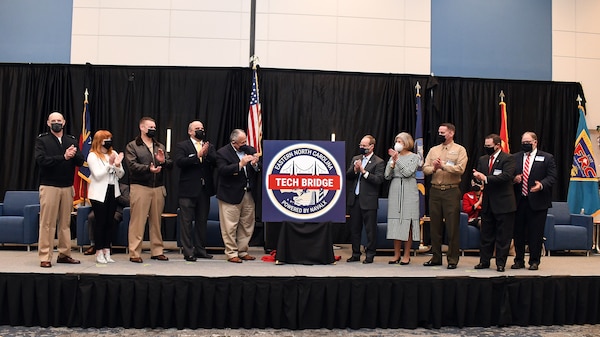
[247, 68, 262, 154]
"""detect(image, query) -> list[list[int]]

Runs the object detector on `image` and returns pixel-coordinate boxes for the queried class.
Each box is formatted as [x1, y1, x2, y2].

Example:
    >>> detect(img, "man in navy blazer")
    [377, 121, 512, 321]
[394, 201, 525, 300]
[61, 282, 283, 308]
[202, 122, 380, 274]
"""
[346, 135, 385, 264]
[174, 121, 216, 262]
[511, 132, 557, 270]
[472, 134, 516, 272]
[216, 129, 261, 263]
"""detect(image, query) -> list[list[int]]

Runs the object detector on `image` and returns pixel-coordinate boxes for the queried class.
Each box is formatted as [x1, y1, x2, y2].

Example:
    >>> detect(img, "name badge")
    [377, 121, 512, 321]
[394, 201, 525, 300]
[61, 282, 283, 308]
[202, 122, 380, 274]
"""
[446, 160, 455, 166]
[535, 156, 545, 162]
[493, 169, 502, 176]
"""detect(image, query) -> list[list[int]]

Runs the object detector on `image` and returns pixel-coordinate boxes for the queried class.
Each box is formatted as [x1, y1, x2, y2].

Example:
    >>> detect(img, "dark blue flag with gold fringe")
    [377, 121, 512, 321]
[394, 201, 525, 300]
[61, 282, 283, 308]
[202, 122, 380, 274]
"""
[415, 82, 425, 219]
[567, 101, 600, 216]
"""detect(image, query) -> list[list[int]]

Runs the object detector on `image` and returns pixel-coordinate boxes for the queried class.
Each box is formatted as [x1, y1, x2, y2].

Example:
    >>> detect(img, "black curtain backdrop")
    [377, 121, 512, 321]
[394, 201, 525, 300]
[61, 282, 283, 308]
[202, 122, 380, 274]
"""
[0, 63, 583, 214]
[1, 273, 600, 329]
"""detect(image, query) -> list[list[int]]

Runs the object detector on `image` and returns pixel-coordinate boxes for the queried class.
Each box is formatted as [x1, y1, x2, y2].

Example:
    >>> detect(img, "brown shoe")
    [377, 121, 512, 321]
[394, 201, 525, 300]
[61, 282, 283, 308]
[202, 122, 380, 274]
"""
[240, 255, 256, 261]
[227, 256, 243, 263]
[40, 261, 52, 268]
[129, 257, 143, 263]
[83, 246, 96, 255]
[150, 254, 169, 261]
[56, 256, 81, 264]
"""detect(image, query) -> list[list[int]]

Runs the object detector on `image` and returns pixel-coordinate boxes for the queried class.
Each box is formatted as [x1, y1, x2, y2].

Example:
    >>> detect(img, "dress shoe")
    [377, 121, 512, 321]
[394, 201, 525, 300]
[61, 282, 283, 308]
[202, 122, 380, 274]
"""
[474, 263, 490, 270]
[529, 263, 539, 270]
[150, 254, 169, 261]
[83, 246, 96, 255]
[195, 253, 213, 259]
[347, 256, 361, 262]
[129, 257, 143, 263]
[57, 255, 81, 264]
[400, 258, 411, 266]
[511, 262, 525, 269]
[362, 258, 373, 264]
[227, 256, 243, 263]
[40, 261, 52, 268]
[240, 254, 256, 261]
[423, 260, 442, 267]
[497, 266, 505, 272]
[184, 256, 197, 262]
[447, 264, 457, 269]
[388, 259, 400, 264]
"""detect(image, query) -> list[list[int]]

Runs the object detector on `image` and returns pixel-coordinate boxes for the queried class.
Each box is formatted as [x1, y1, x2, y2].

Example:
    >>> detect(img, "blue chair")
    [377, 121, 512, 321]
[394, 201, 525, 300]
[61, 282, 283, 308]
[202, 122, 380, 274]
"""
[544, 201, 593, 256]
[0, 191, 40, 251]
[361, 198, 420, 255]
[76, 205, 130, 251]
[176, 195, 224, 249]
[459, 212, 480, 255]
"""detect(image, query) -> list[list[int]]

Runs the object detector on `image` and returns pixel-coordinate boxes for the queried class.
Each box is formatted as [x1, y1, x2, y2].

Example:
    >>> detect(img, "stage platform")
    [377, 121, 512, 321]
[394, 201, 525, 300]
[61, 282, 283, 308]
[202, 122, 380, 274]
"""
[1, 243, 600, 330]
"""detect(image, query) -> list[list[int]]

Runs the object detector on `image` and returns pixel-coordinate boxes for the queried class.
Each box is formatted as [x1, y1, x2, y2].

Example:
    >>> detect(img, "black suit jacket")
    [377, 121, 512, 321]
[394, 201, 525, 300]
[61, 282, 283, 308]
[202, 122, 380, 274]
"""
[216, 144, 261, 205]
[513, 150, 557, 211]
[346, 154, 385, 210]
[174, 139, 216, 198]
[476, 151, 516, 214]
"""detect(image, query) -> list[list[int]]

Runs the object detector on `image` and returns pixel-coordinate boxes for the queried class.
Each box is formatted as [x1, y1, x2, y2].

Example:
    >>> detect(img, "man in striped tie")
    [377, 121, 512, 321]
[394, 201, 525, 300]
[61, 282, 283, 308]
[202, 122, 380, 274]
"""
[511, 132, 557, 271]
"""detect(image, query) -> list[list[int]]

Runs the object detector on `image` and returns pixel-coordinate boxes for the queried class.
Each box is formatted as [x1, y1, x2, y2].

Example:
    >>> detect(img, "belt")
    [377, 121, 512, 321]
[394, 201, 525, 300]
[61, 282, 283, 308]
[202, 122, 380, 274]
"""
[431, 184, 458, 191]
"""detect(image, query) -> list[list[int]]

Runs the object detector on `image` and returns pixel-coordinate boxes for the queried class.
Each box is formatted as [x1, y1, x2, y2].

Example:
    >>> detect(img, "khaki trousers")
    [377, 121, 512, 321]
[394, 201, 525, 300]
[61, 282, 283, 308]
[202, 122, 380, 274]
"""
[38, 185, 74, 262]
[129, 184, 165, 258]
[218, 192, 255, 259]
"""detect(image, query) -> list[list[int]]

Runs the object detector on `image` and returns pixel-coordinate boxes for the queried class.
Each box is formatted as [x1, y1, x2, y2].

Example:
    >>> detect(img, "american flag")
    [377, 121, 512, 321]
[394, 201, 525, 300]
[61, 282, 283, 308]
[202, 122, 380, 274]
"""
[247, 68, 262, 154]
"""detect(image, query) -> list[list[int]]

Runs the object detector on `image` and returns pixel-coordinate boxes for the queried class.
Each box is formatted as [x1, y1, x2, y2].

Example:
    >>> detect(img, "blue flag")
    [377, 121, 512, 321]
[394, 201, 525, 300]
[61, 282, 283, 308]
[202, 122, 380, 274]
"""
[414, 86, 425, 218]
[567, 104, 600, 215]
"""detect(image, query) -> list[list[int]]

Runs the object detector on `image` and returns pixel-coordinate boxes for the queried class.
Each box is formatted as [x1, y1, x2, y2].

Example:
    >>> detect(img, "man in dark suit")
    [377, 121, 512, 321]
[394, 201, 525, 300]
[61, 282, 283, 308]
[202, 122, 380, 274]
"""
[511, 131, 557, 271]
[216, 129, 261, 263]
[346, 135, 385, 264]
[472, 134, 516, 272]
[174, 121, 216, 262]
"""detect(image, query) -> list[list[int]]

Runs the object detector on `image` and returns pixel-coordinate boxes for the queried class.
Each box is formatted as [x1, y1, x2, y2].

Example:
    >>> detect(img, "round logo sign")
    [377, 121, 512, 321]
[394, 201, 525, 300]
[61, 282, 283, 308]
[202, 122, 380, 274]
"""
[266, 143, 343, 220]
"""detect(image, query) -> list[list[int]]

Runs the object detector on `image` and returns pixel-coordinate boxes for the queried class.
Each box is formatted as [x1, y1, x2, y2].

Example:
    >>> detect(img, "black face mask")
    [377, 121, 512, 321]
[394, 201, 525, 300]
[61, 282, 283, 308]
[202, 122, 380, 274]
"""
[436, 134, 446, 144]
[521, 143, 533, 153]
[239, 145, 253, 154]
[484, 146, 495, 155]
[471, 185, 481, 192]
[102, 140, 112, 150]
[146, 128, 156, 138]
[51, 123, 63, 133]
[359, 147, 368, 155]
[194, 130, 205, 141]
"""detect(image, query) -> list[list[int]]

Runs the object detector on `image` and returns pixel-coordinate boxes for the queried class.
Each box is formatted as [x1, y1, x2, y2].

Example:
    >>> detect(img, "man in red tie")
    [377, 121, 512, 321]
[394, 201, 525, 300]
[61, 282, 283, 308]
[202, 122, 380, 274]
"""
[472, 134, 516, 272]
[511, 132, 557, 271]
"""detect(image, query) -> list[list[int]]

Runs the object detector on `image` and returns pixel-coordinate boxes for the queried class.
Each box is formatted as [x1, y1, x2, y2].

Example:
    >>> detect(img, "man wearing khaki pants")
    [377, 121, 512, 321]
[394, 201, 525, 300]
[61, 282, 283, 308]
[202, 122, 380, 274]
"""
[35, 112, 85, 268]
[125, 117, 172, 263]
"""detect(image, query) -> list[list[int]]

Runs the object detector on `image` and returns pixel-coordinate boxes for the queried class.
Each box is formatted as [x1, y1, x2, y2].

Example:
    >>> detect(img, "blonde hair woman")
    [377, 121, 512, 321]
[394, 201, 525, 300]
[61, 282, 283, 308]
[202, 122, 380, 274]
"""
[384, 132, 420, 265]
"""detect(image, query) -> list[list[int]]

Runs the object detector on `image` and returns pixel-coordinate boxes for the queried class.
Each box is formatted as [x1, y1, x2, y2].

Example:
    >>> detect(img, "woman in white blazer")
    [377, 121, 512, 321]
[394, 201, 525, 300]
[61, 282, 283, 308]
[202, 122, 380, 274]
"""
[87, 130, 125, 264]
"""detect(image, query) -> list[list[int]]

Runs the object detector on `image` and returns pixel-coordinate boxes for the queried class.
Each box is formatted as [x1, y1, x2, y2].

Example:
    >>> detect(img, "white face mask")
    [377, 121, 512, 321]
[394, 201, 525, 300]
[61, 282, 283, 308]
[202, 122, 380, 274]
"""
[394, 143, 404, 152]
